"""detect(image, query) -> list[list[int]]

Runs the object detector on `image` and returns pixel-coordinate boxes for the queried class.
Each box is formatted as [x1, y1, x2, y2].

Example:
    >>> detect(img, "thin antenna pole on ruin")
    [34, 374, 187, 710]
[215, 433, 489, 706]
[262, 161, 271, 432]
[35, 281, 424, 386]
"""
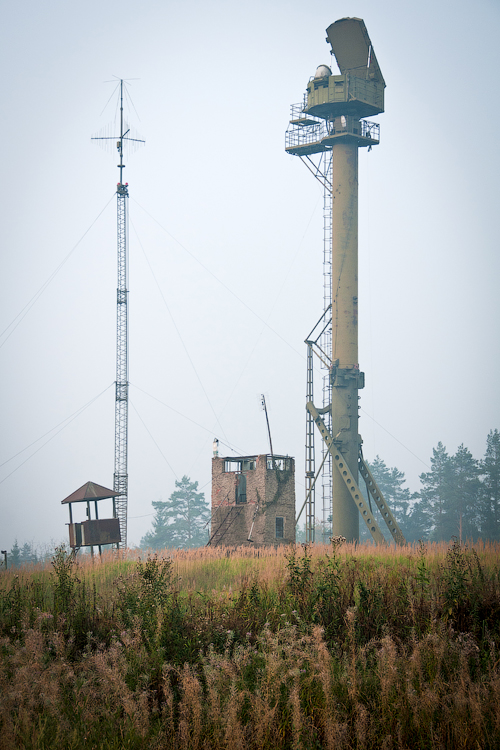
[261, 394, 275, 468]
[92, 79, 145, 550]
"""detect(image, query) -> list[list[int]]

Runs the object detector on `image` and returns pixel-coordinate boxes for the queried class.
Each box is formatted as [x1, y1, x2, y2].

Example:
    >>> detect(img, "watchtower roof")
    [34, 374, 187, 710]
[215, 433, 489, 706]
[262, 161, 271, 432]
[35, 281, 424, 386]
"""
[61, 481, 120, 505]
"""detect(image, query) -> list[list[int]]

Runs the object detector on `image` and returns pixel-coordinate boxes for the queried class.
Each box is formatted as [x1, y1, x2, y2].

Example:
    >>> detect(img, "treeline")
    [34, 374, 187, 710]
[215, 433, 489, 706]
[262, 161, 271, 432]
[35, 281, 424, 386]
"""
[3, 540, 63, 569]
[363, 428, 500, 543]
[5, 430, 499, 561]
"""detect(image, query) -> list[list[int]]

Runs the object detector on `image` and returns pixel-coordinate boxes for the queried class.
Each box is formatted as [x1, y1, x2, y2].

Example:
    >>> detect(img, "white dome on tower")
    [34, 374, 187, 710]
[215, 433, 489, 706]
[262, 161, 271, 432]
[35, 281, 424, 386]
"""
[314, 64, 332, 78]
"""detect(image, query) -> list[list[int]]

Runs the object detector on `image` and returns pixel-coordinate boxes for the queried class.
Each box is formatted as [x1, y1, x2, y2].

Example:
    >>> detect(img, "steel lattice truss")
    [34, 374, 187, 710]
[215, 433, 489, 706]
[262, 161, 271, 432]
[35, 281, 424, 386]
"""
[305, 344, 315, 542]
[91, 80, 145, 553]
[302, 152, 333, 543]
[114, 184, 129, 549]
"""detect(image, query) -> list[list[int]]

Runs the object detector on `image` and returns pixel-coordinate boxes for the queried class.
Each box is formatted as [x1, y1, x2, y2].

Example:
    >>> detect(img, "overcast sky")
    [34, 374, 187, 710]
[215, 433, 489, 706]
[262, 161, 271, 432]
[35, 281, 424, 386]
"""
[1, 0, 499, 550]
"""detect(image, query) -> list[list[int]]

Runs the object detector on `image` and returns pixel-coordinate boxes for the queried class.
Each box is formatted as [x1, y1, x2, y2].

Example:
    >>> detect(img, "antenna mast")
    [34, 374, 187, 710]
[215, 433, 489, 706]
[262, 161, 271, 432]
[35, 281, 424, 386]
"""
[261, 394, 275, 466]
[92, 79, 144, 550]
[115, 80, 129, 549]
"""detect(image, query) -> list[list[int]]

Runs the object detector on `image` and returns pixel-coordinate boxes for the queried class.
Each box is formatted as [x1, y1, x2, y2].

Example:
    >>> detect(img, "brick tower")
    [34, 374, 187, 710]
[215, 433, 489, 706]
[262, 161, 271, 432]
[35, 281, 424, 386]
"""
[209, 454, 295, 546]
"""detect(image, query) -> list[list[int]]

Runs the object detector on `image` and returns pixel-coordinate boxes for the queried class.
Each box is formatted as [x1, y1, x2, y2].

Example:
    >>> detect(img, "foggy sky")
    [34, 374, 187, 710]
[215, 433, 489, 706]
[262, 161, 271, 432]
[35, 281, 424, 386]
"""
[1, 0, 499, 549]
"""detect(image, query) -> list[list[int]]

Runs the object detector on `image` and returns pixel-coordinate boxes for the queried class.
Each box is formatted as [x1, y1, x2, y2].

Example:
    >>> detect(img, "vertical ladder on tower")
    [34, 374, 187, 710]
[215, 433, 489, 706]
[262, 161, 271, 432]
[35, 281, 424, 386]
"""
[321, 151, 333, 541]
[305, 343, 315, 542]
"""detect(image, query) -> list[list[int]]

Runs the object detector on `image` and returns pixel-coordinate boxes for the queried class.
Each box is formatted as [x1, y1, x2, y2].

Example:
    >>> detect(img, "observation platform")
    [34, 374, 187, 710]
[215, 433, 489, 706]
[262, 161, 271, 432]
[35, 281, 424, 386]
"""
[285, 107, 380, 156]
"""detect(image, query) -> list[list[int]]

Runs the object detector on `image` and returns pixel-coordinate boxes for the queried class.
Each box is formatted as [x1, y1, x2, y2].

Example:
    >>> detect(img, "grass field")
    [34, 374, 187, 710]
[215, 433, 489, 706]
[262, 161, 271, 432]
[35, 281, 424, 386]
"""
[1, 539, 499, 749]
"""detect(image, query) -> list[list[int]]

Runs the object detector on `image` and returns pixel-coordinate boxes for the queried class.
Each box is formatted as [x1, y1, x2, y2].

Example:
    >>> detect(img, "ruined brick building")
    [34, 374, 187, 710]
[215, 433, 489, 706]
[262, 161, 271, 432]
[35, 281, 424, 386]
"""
[209, 454, 296, 546]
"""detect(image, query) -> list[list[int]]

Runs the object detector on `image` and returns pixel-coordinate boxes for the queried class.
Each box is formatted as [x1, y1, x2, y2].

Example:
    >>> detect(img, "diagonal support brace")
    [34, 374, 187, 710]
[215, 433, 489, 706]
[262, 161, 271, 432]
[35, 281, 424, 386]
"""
[358, 457, 406, 545]
[306, 401, 386, 545]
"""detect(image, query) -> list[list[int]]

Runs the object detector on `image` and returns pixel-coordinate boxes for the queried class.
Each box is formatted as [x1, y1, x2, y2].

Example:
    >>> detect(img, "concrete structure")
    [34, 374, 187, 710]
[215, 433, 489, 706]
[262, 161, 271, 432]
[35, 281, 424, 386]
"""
[210, 454, 295, 546]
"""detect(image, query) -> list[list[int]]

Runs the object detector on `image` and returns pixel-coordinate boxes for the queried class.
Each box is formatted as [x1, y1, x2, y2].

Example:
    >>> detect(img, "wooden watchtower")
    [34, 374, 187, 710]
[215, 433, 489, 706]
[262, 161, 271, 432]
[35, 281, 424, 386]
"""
[62, 481, 121, 556]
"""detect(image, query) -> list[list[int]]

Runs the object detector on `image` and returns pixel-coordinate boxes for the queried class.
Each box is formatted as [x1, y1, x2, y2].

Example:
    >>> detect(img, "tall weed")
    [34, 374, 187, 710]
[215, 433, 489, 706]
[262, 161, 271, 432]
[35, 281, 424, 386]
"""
[0, 540, 500, 748]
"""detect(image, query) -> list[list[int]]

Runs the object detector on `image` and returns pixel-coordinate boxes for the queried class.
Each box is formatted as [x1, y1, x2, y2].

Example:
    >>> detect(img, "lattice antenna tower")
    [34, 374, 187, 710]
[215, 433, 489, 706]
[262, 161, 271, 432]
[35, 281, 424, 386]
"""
[92, 79, 145, 549]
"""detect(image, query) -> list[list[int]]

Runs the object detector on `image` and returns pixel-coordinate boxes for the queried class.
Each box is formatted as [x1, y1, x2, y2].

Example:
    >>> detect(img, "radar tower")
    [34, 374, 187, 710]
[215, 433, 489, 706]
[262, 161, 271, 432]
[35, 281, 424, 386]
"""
[287, 19, 405, 545]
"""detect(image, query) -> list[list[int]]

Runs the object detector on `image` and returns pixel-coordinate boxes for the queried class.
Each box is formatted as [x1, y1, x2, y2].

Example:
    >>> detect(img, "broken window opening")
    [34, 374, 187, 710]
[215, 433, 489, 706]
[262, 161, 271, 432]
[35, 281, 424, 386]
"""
[275, 517, 284, 539]
[267, 458, 291, 471]
[236, 474, 247, 504]
[224, 458, 256, 473]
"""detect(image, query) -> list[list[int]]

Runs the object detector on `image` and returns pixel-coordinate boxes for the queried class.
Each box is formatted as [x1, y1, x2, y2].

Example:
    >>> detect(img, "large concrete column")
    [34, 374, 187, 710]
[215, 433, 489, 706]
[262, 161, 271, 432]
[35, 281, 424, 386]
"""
[330, 139, 360, 541]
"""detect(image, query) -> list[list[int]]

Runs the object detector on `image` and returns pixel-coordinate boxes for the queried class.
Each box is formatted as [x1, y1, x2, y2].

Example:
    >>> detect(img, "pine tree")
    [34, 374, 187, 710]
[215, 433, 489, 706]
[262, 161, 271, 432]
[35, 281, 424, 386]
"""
[452, 444, 481, 542]
[480, 429, 500, 540]
[418, 442, 481, 542]
[20, 541, 37, 565]
[418, 443, 455, 541]
[141, 476, 209, 550]
[368, 456, 412, 525]
[404, 499, 432, 543]
[357, 456, 415, 542]
[9, 540, 21, 567]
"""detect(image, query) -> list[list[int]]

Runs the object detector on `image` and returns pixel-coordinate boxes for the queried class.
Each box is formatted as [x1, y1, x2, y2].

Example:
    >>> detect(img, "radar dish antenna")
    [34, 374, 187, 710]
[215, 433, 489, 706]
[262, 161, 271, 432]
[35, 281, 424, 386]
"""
[326, 17, 385, 87]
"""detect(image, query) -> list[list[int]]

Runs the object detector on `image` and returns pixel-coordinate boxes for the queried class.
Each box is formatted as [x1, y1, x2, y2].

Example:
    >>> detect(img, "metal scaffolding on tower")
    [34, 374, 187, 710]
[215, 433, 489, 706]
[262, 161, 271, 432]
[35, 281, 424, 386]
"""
[287, 19, 406, 546]
[301, 151, 333, 543]
[92, 79, 144, 550]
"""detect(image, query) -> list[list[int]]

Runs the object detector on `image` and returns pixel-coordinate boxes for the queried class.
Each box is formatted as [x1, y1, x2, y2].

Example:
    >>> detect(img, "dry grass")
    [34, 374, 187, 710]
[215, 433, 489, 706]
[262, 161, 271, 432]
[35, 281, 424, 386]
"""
[0, 539, 499, 749]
